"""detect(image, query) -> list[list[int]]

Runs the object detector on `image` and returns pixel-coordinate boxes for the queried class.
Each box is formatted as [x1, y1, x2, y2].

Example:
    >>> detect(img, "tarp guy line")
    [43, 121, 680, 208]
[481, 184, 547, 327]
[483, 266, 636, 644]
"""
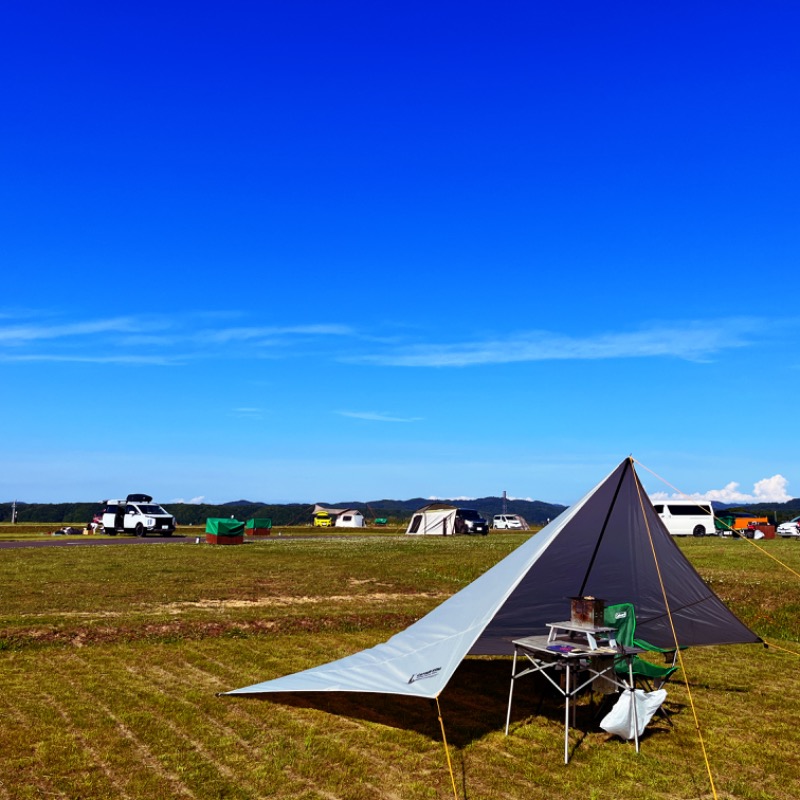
[632, 459, 718, 800]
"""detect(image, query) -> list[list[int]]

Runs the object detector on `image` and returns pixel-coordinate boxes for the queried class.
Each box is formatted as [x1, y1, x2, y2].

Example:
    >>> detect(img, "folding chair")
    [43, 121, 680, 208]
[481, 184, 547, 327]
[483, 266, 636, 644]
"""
[603, 603, 679, 691]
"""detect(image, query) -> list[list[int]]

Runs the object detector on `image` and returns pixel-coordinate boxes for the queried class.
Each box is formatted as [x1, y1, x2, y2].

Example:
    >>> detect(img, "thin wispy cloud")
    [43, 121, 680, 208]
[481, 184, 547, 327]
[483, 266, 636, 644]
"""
[232, 407, 265, 419]
[336, 410, 423, 423]
[0, 313, 765, 370]
[0, 312, 357, 367]
[347, 322, 757, 367]
[205, 324, 355, 343]
[0, 353, 182, 365]
[0, 317, 145, 343]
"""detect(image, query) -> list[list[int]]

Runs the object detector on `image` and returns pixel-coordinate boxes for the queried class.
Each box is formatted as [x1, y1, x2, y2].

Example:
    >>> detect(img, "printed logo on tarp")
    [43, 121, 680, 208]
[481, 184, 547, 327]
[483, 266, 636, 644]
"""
[408, 667, 442, 684]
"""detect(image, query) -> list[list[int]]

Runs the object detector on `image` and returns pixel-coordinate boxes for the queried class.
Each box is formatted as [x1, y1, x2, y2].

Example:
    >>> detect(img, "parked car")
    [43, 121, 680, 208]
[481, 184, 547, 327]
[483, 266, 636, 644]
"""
[777, 516, 800, 538]
[454, 508, 489, 535]
[101, 494, 177, 536]
[493, 514, 524, 530]
[652, 500, 716, 536]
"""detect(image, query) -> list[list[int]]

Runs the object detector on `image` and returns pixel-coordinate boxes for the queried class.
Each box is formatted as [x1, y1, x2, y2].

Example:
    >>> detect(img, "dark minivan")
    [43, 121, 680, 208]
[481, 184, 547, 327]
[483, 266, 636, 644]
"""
[454, 508, 489, 535]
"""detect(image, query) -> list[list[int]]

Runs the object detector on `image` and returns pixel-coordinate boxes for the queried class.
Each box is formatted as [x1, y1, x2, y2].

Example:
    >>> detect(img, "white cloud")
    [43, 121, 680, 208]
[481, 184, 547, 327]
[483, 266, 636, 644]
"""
[336, 410, 422, 423]
[0, 311, 356, 367]
[348, 321, 755, 368]
[233, 407, 264, 419]
[171, 496, 206, 504]
[0, 353, 181, 365]
[0, 313, 763, 373]
[650, 474, 791, 503]
[206, 324, 355, 343]
[0, 316, 143, 343]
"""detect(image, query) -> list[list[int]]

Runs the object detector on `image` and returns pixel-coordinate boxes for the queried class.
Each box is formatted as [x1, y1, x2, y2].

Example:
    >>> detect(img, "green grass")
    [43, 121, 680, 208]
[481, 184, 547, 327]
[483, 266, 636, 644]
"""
[0, 522, 412, 541]
[1, 533, 799, 799]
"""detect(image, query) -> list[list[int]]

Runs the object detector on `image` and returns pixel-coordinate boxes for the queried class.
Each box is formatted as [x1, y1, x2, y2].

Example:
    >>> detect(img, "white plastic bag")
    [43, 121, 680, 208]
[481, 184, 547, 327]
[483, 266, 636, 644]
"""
[600, 688, 667, 739]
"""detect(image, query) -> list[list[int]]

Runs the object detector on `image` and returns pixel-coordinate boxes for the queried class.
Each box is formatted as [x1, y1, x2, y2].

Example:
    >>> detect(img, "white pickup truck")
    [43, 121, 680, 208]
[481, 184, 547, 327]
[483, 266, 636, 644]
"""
[101, 494, 177, 537]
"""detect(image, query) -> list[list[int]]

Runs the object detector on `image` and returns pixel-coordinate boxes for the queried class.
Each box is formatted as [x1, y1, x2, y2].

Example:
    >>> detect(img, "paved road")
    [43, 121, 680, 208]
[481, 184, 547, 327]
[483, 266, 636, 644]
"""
[0, 535, 190, 549]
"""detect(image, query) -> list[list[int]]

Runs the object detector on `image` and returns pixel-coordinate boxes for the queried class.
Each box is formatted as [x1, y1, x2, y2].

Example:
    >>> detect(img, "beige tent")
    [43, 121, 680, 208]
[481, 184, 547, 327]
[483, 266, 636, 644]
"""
[405, 504, 457, 535]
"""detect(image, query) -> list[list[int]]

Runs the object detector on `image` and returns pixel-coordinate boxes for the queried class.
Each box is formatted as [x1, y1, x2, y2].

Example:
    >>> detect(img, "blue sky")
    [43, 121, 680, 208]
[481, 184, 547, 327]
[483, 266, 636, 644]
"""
[2, 2, 799, 506]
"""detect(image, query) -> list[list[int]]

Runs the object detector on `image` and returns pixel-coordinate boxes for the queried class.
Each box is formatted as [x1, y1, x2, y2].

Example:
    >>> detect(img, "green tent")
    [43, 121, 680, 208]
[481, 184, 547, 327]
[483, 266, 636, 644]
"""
[245, 518, 272, 531]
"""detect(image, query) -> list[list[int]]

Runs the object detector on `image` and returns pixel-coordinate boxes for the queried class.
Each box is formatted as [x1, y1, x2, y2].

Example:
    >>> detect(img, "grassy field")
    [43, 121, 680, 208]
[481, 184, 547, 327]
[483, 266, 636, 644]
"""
[0, 523, 406, 541]
[1, 531, 799, 799]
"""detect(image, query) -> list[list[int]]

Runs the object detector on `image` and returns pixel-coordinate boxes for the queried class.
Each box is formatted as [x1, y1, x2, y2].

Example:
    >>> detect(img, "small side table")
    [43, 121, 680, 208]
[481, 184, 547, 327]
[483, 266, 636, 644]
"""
[546, 620, 616, 651]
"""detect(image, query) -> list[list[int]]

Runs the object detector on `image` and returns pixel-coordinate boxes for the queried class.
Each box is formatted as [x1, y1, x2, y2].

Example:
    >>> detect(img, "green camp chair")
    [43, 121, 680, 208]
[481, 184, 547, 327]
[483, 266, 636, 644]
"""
[603, 603, 679, 691]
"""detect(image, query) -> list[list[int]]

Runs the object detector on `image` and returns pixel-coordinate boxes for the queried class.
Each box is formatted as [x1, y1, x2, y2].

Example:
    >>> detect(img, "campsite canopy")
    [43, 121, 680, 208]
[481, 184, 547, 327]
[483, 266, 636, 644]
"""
[227, 458, 759, 701]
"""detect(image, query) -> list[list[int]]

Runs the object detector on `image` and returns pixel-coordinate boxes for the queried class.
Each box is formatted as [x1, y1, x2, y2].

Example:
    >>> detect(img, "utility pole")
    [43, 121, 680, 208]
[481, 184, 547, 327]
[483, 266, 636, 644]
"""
[11, 500, 17, 524]
[502, 490, 507, 515]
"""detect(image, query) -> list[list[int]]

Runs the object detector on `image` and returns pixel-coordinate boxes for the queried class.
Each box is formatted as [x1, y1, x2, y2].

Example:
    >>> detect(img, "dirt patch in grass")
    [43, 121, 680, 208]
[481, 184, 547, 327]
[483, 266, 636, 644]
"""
[162, 590, 446, 612]
[0, 611, 419, 651]
[17, 590, 447, 619]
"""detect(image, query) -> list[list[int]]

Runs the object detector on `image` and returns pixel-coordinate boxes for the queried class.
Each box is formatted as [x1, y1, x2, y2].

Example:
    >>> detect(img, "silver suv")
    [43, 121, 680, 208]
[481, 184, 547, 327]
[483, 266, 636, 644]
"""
[101, 494, 176, 537]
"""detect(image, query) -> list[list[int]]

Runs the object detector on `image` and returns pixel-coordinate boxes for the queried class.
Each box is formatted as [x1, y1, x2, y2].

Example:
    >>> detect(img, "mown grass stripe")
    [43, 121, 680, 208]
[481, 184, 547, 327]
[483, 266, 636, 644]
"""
[40, 690, 136, 800]
[58, 652, 200, 799]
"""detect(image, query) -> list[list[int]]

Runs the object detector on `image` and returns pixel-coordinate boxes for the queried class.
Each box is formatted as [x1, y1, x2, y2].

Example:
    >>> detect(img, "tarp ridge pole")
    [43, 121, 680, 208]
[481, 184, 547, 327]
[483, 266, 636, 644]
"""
[578, 457, 630, 596]
[435, 695, 459, 800]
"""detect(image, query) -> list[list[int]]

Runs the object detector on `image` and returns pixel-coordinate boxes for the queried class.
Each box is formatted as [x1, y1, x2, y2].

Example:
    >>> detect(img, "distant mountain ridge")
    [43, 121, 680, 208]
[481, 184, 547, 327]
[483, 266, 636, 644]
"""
[1, 496, 567, 526]
[166, 496, 569, 526]
[3, 496, 799, 526]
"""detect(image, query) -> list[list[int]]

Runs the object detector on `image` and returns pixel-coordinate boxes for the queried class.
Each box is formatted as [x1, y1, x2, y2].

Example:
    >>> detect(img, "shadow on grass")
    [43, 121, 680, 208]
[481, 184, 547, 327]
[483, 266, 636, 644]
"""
[240, 658, 686, 748]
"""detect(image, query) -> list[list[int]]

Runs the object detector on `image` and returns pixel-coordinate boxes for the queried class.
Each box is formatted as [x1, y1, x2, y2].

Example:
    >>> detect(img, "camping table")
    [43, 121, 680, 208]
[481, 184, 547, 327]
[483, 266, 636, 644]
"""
[505, 632, 642, 764]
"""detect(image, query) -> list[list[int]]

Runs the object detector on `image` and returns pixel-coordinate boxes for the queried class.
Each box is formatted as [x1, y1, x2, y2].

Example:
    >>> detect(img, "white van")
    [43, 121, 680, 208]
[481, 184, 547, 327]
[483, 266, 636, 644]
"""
[101, 494, 177, 537]
[493, 514, 524, 530]
[651, 499, 716, 537]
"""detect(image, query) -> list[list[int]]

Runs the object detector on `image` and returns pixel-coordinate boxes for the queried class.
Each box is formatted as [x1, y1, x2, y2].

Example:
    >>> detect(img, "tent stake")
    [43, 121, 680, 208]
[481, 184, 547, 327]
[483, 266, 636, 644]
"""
[436, 696, 458, 800]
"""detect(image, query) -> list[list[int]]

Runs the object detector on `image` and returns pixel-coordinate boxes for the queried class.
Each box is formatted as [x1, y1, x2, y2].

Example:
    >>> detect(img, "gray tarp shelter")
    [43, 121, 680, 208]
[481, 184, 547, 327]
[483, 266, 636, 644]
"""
[226, 458, 760, 701]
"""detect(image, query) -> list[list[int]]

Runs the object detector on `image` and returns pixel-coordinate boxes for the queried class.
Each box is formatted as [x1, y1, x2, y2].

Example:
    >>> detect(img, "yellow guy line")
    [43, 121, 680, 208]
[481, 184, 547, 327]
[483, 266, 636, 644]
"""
[634, 459, 800, 581]
[761, 639, 800, 658]
[436, 695, 459, 800]
[631, 458, 719, 800]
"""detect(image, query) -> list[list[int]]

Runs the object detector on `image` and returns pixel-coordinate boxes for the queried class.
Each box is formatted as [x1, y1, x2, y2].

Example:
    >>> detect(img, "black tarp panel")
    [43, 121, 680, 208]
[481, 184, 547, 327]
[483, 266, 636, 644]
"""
[470, 459, 760, 654]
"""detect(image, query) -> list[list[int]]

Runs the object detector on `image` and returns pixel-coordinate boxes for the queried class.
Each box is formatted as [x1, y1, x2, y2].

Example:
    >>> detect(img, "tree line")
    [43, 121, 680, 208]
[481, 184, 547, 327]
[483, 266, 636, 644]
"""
[0, 497, 570, 526]
[10, 496, 796, 527]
